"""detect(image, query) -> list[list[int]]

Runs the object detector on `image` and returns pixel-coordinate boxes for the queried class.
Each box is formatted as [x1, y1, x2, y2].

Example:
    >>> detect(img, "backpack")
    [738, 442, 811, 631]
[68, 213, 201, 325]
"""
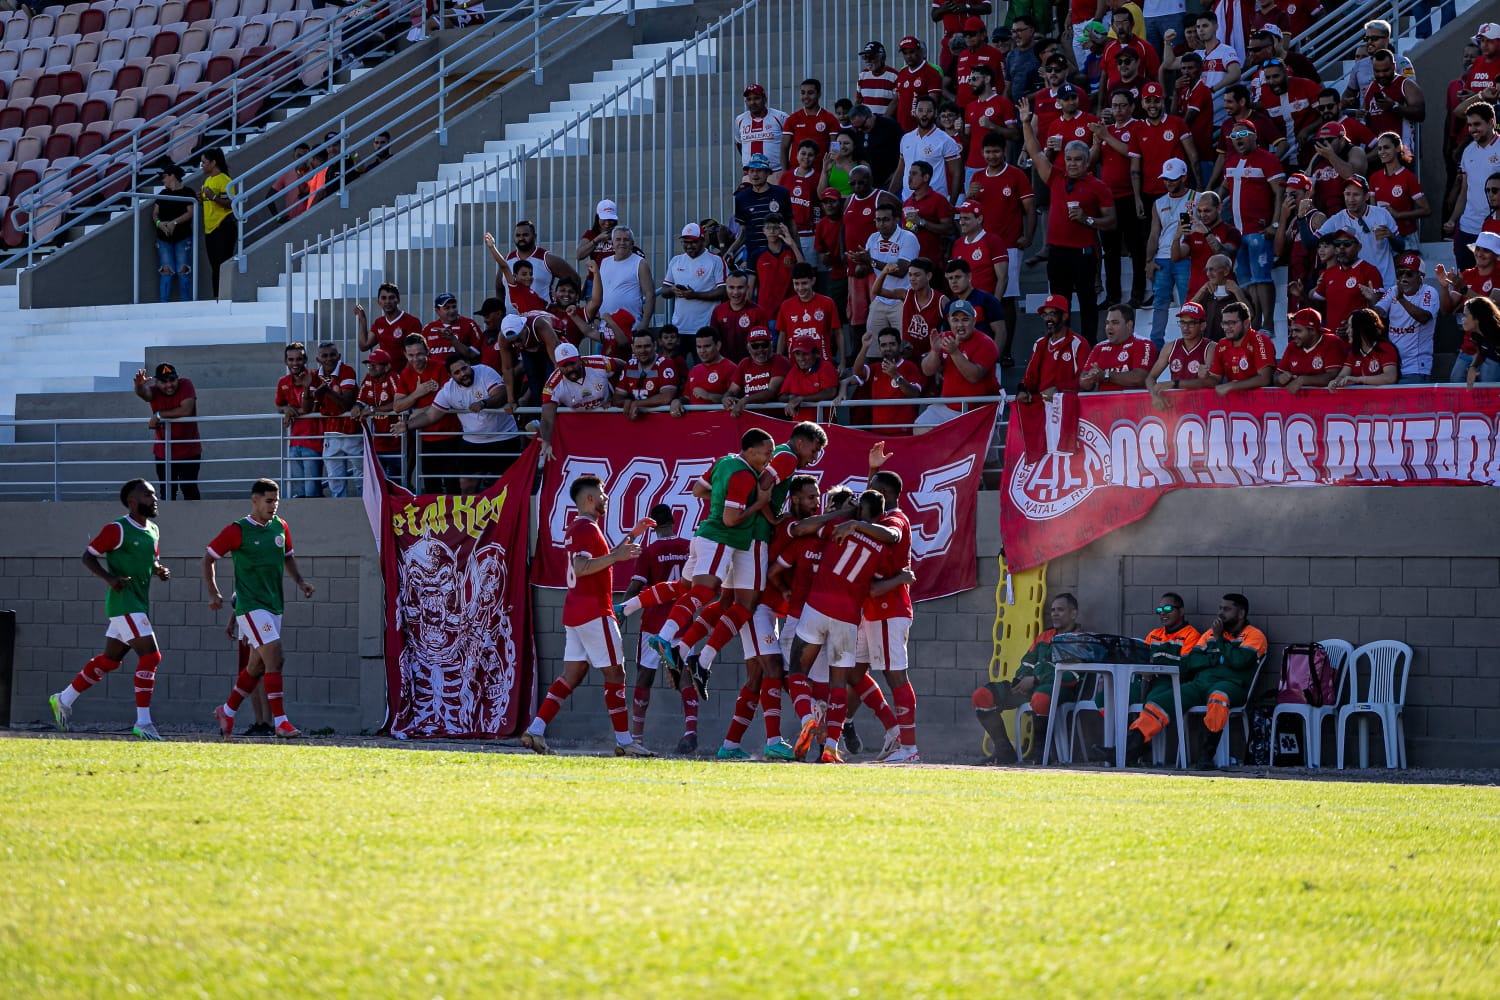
[1276, 642, 1337, 709]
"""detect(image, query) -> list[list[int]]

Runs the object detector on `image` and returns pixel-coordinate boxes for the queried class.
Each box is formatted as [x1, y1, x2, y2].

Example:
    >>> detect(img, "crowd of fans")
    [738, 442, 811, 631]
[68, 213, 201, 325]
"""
[137, 3, 1500, 496]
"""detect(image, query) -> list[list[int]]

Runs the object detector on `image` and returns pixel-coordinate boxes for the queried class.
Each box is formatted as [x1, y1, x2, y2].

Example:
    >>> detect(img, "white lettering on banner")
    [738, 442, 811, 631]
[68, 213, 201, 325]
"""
[1079, 409, 1500, 488]
[545, 455, 716, 550]
[906, 457, 977, 559]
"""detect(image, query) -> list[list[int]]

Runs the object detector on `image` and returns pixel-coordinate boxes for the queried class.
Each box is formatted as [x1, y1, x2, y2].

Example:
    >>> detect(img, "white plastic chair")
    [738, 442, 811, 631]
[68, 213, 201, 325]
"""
[1014, 702, 1069, 765]
[1335, 640, 1412, 769]
[1188, 652, 1268, 768]
[1270, 639, 1353, 768]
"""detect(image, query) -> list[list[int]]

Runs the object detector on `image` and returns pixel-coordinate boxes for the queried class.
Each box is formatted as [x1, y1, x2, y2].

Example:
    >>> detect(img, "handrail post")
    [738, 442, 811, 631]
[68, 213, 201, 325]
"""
[285, 241, 294, 346]
[231, 77, 239, 147]
[339, 115, 349, 209]
[133, 190, 141, 305]
[532, 0, 542, 84]
[438, 54, 447, 145]
[627, 0, 635, 27]
[163, 420, 174, 500]
[52, 424, 60, 503]
[327, 13, 336, 93]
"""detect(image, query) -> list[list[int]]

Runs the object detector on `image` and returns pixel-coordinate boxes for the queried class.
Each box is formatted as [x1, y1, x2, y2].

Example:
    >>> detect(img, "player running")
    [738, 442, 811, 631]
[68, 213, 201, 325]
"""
[50, 479, 172, 741]
[523, 474, 656, 757]
[620, 504, 697, 754]
[789, 490, 901, 763]
[203, 478, 316, 740]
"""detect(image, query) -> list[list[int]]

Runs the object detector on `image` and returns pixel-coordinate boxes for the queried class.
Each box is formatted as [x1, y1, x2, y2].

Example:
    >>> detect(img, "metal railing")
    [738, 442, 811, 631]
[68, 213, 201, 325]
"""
[282, 0, 935, 362]
[7, 2, 416, 271]
[1294, 0, 1455, 79]
[0, 393, 1009, 501]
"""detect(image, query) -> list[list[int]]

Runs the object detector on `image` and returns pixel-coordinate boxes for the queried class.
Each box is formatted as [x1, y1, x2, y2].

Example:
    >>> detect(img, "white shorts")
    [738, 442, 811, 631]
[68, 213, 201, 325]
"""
[855, 616, 912, 672]
[688, 536, 766, 591]
[782, 613, 831, 679]
[637, 631, 663, 671]
[743, 604, 780, 660]
[914, 404, 960, 427]
[235, 610, 282, 649]
[795, 605, 858, 669]
[105, 613, 154, 643]
[564, 615, 624, 669]
[1005, 247, 1021, 300]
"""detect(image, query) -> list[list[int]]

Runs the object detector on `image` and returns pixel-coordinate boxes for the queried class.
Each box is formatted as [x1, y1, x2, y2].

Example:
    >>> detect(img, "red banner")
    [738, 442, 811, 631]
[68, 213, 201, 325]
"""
[1000, 387, 1500, 571]
[375, 441, 540, 739]
[535, 406, 999, 602]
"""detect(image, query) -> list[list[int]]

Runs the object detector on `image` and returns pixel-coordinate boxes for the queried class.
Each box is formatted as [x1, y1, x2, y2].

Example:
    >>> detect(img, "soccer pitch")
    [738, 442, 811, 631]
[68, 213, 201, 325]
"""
[2, 739, 1496, 998]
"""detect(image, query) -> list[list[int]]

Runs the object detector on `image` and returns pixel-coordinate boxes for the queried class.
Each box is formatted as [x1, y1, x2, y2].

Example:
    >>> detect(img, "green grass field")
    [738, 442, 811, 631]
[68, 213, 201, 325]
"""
[2, 738, 1497, 998]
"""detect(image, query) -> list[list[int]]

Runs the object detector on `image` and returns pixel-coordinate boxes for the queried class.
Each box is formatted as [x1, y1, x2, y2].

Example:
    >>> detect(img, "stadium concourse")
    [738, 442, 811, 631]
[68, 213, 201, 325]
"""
[1, 1, 1499, 771]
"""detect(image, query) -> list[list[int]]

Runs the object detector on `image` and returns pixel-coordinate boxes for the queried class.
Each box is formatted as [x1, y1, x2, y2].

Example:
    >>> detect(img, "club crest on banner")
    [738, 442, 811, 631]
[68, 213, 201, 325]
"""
[1005, 420, 1110, 520]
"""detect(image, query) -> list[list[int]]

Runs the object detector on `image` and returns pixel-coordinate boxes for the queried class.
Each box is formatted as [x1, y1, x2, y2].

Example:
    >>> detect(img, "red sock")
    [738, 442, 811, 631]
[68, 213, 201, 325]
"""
[811, 679, 830, 703]
[724, 684, 757, 744]
[224, 668, 256, 714]
[603, 682, 630, 736]
[855, 672, 898, 730]
[535, 677, 575, 725]
[663, 585, 716, 637]
[681, 600, 729, 649]
[630, 684, 652, 738]
[133, 651, 162, 709]
[680, 685, 698, 736]
[637, 579, 688, 609]
[701, 604, 753, 667]
[263, 670, 286, 724]
[892, 680, 917, 746]
[787, 673, 814, 719]
[70, 654, 120, 693]
[824, 687, 849, 746]
[760, 677, 783, 740]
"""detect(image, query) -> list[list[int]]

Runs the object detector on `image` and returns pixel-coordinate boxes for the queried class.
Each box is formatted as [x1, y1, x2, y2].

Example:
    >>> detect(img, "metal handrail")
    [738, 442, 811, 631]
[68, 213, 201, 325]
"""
[5, 2, 414, 266]
[229, 0, 639, 261]
[1294, 0, 1424, 77]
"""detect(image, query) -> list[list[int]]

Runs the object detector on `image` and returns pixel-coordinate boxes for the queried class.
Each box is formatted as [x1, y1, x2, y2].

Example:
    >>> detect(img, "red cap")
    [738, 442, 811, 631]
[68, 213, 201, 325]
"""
[898, 35, 922, 51]
[791, 334, 822, 354]
[962, 15, 987, 32]
[743, 82, 765, 97]
[1315, 121, 1347, 140]
[1396, 252, 1423, 273]
[1285, 172, 1313, 192]
[1038, 293, 1070, 315]
[955, 200, 983, 216]
[747, 326, 773, 343]
[1141, 81, 1164, 98]
[1289, 307, 1324, 330]
[365, 349, 392, 364]
[1343, 175, 1369, 191]
[609, 308, 636, 336]
[1326, 227, 1359, 242]
[1177, 302, 1205, 320]
[819, 187, 843, 200]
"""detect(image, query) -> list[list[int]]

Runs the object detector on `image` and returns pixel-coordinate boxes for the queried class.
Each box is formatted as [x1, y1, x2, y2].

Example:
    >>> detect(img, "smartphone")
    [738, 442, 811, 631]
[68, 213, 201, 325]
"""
[1179, 212, 1192, 226]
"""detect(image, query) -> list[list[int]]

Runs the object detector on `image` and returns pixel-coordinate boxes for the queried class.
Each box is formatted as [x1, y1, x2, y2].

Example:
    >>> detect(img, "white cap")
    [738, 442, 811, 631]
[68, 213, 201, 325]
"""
[1479, 22, 1500, 41]
[1471, 231, 1500, 256]
[680, 222, 703, 238]
[1161, 158, 1188, 180]
[596, 199, 618, 221]
[554, 343, 581, 362]
[501, 314, 527, 338]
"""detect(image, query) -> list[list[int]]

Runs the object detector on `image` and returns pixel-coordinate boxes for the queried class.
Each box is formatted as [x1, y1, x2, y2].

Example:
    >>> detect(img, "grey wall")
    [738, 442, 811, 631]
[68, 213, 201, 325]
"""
[4, 488, 1495, 768]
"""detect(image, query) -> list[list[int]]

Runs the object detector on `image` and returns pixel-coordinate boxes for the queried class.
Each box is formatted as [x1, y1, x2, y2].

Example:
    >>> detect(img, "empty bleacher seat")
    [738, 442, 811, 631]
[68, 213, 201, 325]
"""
[18, 45, 44, 72]
[50, 95, 81, 127]
[2, 13, 30, 45]
[78, 6, 106, 36]
[184, 0, 213, 24]
[23, 97, 57, 129]
[149, 28, 179, 58]
[159, 1, 187, 28]
[26, 14, 56, 42]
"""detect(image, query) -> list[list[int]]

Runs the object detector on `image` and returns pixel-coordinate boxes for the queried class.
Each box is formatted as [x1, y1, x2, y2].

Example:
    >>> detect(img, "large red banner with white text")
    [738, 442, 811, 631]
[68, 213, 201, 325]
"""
[535, 406, 999, 602]
[1000, 388, 1500, 572]
[374, 441, 540, 739]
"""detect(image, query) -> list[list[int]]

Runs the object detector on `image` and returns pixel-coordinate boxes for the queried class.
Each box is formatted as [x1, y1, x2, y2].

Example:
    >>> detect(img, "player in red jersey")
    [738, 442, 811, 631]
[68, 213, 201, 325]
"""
[523, 475, 655, 757]
[724, 327, 792, 414]
[789, 489, 901, 763]
[850, 445, 920, 762]
[354, 282, 422, 374]
[842, 327, 925, 431]
[618, 504, 696, 754]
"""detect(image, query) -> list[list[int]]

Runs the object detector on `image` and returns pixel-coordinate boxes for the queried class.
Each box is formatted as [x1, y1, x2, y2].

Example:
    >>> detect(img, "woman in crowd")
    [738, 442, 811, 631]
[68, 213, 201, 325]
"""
[1332, 308, 1400, 388]
[1462, 295, 1500, 386]
[1367, 132, 1430, 238]
[198, 148, 236, 299]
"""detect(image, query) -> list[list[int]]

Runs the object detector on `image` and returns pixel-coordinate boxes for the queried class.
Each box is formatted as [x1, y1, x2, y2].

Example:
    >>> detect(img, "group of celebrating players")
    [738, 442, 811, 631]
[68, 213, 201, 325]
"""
[523, 418, 925, 763]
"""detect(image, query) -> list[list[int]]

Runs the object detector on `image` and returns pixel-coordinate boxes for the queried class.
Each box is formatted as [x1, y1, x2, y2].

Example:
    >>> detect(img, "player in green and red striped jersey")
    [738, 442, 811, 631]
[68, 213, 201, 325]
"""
[50, 478, 172, 741]
[202, 479, 315, 740]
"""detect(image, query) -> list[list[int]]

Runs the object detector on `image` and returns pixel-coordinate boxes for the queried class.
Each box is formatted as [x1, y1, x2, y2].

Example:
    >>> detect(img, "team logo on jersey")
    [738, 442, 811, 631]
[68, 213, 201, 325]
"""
[1346, 277, 1358, 289]
[769, 200, 781, 211]
[814, 310, 825, 320]
[1060, 351, 1073, 362]
[1238, 357, 1250, 371]
[1392, 185, 1404, 197]
[274, 534, 285, 548]
[815, 121, 827, 132]
[739, 316, 750, 327]
[1368, 360, 1381, 373]
[1170, 358, 1182, 373]
[1164, 130, 1175, 141]
[707, 372, 720, 384]
[1312, 357, 1324, 370]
